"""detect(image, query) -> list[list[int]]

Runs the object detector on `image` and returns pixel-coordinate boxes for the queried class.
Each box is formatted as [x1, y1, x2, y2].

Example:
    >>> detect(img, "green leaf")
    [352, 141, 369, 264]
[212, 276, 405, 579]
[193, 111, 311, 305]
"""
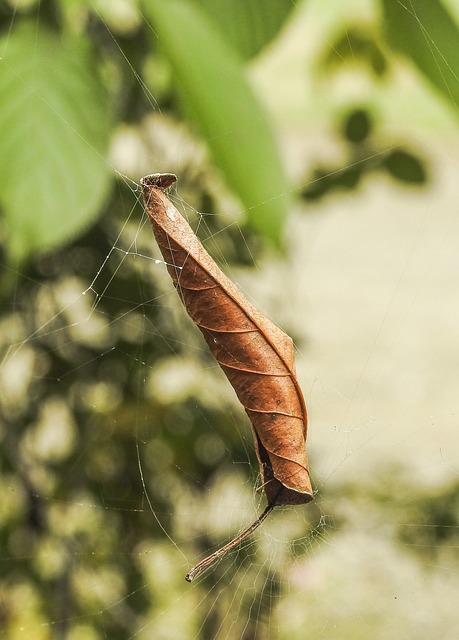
[382, 149, 427, 185]
[196, 0, 296, 59]
[322, 27, 388, 77]
[145, 0, 291, 247]
[381, 0, 459, 111]
[0, 24, 113, 262]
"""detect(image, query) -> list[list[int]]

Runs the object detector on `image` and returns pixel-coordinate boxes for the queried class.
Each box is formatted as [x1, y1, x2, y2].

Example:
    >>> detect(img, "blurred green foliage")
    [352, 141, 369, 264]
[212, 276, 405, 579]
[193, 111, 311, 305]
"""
[303, 14, 433, 203]
[382, 0, 459, 108]
[302, 107, 428, 202]
[1, 0, 459, 638]
[397, 478, 459, 560]
[0, 0, 295, 262]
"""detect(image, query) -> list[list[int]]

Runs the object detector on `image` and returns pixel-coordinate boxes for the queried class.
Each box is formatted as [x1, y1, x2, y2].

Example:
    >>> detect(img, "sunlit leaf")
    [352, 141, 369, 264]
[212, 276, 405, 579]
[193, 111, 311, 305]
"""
[196, 0, 296, 59]
[0, 24, 113, 262]
[145, 0, 291, 247]
[382, 0, 459, 111]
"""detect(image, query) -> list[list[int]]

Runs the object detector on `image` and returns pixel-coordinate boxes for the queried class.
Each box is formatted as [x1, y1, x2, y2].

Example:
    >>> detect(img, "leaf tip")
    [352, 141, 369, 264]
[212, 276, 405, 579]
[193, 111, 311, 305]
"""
[140, 173, 177, 191]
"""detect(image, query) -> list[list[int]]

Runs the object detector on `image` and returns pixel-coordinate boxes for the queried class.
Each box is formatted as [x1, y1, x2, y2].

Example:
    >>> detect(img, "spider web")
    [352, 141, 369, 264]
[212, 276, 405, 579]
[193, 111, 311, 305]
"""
[1, 1, 459, 639]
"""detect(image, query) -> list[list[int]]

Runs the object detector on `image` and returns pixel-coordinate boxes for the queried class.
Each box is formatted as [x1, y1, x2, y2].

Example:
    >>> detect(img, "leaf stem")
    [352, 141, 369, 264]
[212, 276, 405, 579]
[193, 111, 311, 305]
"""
[185, 504, 274, 582]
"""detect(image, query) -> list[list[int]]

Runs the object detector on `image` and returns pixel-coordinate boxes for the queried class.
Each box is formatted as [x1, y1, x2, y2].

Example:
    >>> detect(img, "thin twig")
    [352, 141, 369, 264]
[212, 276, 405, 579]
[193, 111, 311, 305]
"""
[185, 504, 274, 582]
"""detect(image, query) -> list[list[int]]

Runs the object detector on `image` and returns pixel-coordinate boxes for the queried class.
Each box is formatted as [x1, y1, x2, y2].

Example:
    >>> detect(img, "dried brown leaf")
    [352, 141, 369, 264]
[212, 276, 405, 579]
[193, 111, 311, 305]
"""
[141, 173, 313, 579]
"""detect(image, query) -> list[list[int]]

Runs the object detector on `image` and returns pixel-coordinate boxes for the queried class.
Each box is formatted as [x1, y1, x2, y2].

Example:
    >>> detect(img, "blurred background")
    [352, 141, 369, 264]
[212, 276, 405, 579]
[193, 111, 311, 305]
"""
[1, 1, 459, 638]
